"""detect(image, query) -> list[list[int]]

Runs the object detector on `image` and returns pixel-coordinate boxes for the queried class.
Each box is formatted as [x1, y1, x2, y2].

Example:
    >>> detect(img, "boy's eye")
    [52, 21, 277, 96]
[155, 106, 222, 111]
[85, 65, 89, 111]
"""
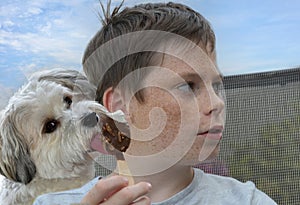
[176, 82, 195, 92]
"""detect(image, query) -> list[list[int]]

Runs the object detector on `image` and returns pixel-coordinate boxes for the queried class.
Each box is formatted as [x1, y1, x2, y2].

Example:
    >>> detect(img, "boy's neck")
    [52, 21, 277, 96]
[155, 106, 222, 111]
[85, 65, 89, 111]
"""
[133, 166, 194, 203]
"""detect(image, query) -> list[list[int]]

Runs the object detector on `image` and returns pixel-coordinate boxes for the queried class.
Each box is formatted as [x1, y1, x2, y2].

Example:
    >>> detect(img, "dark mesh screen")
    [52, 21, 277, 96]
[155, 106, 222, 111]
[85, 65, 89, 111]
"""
[95, 67, 300, 205]
[218, 67, 300, 204]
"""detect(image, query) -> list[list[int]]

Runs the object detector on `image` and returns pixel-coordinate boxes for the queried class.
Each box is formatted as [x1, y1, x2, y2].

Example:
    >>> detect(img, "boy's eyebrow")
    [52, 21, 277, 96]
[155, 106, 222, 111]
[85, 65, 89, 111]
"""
[175, 72, 224, 82]
[175, 72, 203, 80]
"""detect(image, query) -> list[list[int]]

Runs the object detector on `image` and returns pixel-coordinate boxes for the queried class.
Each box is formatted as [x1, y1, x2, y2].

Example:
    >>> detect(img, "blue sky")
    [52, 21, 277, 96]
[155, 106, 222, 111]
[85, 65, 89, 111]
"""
[1, 0, 300, 108]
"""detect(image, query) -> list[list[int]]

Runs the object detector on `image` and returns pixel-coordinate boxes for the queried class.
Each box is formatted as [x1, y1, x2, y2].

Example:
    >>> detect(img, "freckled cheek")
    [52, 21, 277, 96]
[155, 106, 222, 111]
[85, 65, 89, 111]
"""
[129, 92, 183, 151]
[129, 89, 181, 127]
[129, 105, 151, 130]
[159, 105, 182, 146]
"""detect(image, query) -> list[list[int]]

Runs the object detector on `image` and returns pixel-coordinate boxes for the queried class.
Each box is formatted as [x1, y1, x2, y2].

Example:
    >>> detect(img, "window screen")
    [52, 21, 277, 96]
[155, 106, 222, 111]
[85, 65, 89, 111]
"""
[95, 67, 300, 205]
[219, 67, 300, 204]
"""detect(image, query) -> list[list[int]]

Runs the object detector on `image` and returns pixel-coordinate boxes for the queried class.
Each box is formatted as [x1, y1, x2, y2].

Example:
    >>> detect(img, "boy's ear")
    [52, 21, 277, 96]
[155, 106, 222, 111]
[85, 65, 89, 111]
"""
[103, 87, 126, 113]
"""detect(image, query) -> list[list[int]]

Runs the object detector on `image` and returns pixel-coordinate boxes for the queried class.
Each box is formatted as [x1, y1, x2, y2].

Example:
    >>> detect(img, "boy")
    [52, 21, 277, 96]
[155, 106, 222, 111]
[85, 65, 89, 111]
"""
[34, 1, 277, 204]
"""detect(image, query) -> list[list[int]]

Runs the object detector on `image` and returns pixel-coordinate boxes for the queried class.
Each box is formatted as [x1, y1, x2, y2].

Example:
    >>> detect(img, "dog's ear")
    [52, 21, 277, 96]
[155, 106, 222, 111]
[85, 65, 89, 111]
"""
[0, 112, 36, 184]
[36, 69, 96, 99]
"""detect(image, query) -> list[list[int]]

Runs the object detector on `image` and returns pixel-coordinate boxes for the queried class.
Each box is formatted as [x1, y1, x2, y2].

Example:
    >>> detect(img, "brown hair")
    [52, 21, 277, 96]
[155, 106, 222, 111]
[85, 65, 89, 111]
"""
[82, 1, 216, 104]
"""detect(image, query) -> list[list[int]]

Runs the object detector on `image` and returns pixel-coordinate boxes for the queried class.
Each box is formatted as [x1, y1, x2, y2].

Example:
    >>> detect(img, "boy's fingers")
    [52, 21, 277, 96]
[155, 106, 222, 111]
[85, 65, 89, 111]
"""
[131, 196, 151, 205]
[81, 175, 129, 205]
[103, 182, 152, 205]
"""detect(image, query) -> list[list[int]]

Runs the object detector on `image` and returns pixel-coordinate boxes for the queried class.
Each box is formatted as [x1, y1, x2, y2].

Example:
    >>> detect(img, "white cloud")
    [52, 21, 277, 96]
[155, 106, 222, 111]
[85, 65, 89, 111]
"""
[1, 28, 84, 61]
[18, 63, 39, 79]
[28, 7, 43, 15]
[1, 1, 43, 19]
[1, 20, 14, 28]
[0, 0, 99, 75]
[0, 0, 192, 60]
[38, 22, 52, 35]
[0, 3, 20, 17]
[1, 0, 299, 78]
[19, 7, 43, 18]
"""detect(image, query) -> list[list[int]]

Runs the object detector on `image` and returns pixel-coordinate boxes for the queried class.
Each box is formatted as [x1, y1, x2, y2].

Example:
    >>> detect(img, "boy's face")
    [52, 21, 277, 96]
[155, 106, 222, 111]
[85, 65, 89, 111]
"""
[123, 45, 225, 174]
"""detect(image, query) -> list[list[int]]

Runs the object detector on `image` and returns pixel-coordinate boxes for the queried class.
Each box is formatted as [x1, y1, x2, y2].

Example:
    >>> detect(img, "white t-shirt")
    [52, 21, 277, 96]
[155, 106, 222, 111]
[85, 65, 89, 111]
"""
[33, 168, 277, 205]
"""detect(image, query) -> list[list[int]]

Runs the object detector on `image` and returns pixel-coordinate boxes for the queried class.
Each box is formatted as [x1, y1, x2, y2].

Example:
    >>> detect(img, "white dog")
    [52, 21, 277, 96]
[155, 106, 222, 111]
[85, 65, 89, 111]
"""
[0, 69, 129, 205]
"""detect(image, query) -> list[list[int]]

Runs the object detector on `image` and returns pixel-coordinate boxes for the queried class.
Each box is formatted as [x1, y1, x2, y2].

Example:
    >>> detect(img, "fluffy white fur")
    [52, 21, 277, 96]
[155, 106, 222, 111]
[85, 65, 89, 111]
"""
[0, 69, 122, 205]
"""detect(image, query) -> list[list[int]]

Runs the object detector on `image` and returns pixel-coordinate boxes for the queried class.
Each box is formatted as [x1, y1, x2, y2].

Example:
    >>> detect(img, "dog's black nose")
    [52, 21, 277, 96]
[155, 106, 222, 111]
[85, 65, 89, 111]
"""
[82, 112, 99, 127]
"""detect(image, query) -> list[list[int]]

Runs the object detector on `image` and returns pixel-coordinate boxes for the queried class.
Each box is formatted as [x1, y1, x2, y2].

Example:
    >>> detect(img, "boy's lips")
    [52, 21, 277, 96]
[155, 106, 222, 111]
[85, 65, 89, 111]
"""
[198, 126, 223, 140]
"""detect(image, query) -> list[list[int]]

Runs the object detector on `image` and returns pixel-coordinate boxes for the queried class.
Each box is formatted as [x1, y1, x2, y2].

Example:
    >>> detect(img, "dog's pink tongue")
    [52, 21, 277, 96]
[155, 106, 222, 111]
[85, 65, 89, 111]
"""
[91, 134, 109, 155]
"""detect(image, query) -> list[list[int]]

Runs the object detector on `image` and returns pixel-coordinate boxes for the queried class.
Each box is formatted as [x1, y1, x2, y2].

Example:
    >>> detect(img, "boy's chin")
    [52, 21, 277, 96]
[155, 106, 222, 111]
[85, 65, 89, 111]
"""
[181, 147, 220, 166]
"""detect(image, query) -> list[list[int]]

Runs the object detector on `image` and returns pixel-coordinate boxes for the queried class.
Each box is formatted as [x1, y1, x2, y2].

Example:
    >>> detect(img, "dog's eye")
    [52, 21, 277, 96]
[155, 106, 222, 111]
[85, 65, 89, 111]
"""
[43, 119, 60, 134]
[63, 96, 72, 109]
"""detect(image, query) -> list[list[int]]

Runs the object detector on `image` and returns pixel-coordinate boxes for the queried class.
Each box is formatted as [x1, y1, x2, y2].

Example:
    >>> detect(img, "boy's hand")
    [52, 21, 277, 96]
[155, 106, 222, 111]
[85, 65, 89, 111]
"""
[81, 175, 151, 205]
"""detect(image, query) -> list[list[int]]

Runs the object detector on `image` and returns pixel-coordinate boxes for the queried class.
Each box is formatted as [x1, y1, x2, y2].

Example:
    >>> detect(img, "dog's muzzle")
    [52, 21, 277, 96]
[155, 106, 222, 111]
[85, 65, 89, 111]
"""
[82, 112, 99, 127]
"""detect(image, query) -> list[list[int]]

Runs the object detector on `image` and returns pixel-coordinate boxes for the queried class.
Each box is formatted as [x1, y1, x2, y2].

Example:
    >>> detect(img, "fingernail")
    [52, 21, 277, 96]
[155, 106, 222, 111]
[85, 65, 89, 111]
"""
[146, 183, 152, 190]
[122, 177, 129, 183]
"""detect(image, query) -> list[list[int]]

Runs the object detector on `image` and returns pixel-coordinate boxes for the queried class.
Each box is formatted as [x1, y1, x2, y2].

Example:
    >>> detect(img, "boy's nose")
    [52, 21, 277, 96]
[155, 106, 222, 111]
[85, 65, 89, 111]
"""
[203, 89, 225, 116]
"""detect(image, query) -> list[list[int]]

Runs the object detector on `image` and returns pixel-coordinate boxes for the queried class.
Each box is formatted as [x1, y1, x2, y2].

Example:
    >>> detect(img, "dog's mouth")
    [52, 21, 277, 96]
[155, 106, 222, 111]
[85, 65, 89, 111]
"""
[84, 108, 131, 158]
[90, 133, 109, 155]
